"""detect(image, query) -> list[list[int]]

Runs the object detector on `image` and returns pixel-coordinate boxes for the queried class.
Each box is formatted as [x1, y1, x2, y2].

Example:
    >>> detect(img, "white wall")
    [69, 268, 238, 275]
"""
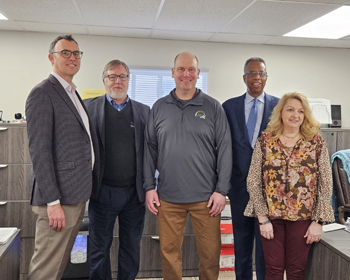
[1, 30, 349, 126]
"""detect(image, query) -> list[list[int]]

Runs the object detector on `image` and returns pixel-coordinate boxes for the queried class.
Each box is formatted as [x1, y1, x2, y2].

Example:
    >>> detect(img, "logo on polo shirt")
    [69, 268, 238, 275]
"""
[195, 111, 206, 119]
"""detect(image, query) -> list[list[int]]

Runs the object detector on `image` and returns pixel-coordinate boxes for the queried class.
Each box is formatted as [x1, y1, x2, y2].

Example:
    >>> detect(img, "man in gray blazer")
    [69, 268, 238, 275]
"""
[84, 60, 150, 280]
[25, 35, 95, 280]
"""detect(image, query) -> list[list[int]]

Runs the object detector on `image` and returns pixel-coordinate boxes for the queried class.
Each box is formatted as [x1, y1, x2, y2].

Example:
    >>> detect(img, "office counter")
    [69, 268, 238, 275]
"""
[0, 229, 21, 280]
[306, 229, 350, 280]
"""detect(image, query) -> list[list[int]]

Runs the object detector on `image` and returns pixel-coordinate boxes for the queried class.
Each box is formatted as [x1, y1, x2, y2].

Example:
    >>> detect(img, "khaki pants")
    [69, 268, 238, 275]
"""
[27, 204, 85, 280]
[158, 200, 221, 280]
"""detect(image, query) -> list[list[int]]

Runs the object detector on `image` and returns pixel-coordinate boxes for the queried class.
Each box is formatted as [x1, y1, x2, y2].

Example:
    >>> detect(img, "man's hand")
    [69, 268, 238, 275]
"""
[47, 204, 65, 231]
[207, 192, 226, 217]
[304, 221, 322, 244]
[146, 189, 160, 215]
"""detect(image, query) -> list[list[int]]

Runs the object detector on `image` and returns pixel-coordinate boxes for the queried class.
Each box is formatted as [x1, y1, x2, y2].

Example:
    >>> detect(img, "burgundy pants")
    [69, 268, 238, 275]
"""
[261, 219, 312, 280]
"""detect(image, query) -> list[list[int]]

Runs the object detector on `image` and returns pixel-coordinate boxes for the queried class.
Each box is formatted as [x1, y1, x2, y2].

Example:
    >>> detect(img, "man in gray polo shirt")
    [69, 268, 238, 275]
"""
[144, 52, 232, 280]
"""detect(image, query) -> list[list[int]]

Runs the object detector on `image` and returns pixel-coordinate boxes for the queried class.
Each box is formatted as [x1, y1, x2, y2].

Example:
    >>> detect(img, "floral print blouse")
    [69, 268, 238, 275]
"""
[244, 132, 335, 222]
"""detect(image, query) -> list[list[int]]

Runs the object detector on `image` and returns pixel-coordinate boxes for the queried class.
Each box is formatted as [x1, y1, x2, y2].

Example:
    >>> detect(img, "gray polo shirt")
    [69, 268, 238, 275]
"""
[143, 89, 232, 203]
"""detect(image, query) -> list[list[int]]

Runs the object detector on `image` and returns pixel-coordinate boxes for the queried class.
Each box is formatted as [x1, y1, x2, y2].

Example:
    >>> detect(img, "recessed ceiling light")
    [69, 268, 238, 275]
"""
[284, 6, 350, 39]
[0, 12, 8, 20]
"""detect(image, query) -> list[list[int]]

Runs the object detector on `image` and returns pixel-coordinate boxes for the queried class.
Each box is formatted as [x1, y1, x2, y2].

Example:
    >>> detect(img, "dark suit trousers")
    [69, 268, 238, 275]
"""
[88, 183, 145, 280]
[231, 202, 266, 280]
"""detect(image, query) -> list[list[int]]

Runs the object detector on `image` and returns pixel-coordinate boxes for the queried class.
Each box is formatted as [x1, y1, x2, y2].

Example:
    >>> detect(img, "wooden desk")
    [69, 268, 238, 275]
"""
[306, 229, 350, 280]
[0, 229, 21, 280]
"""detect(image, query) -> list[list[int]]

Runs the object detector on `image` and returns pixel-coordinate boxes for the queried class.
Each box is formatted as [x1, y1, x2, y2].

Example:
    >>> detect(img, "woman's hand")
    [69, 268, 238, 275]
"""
[258, 216, 274, 240]
[304, 221, 322, 244]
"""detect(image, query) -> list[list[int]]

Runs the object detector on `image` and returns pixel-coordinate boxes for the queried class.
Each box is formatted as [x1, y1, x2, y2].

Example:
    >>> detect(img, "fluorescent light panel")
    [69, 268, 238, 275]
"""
[284, 6, 350, 39]
[0, 12, 8, 20]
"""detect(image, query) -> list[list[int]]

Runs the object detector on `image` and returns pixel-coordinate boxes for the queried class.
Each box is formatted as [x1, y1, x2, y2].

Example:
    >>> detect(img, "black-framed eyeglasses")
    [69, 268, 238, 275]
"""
[244, 71, 267, 78]
[51, 49, 83, 59]
[104, 74, 129, 81]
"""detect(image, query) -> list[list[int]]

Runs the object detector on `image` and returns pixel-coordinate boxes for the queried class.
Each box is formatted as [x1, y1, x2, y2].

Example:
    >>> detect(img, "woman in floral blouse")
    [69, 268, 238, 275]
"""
[244, 92, 334, 280]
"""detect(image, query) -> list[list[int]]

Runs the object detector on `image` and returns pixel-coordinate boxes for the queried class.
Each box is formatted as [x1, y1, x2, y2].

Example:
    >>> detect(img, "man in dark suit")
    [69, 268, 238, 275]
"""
[25, 35, 95, 280]
[84, 59, 150, 280]
[222, 57, 279, 280]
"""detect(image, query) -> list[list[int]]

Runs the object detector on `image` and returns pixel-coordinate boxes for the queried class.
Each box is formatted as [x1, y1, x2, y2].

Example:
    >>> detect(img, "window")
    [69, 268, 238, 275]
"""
[127, 68, 208, 107]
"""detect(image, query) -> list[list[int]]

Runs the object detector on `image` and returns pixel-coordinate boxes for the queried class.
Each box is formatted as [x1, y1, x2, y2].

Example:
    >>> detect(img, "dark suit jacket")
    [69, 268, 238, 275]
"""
[84, 95, 150, 203]
[222, 93, 279, 206]
[25, 74, 94, 206]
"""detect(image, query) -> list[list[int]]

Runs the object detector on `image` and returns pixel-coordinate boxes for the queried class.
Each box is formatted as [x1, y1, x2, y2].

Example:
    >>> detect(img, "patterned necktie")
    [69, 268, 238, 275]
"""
[247, 98, 258, 145]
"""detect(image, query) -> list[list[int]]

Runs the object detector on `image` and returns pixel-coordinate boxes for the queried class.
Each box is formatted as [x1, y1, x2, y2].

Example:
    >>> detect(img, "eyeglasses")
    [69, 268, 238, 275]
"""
[104, 74, 129, 81]
[51, 50, 83, 59]
[244, 71, 268, 78]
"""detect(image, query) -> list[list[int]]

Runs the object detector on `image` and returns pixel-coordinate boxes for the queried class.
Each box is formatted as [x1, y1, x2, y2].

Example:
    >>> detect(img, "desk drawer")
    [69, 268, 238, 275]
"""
[0, 126, 31, 164]
[0, 201, 36, 237]
[0, 164, 31, 200]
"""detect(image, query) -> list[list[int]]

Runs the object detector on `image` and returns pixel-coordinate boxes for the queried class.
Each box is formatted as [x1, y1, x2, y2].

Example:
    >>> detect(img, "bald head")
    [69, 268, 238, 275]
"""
[174, 52, 198, 67]
[172, 52, 200, 99]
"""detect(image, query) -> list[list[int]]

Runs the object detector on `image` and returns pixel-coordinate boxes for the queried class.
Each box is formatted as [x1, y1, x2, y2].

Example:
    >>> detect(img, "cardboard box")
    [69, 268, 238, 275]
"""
[220, 247, 235, 271]
[221, 233, 234, 245]
[220, 222, 234, 246]
[220, 223, 233, 234]
[221, 204, 231, 218]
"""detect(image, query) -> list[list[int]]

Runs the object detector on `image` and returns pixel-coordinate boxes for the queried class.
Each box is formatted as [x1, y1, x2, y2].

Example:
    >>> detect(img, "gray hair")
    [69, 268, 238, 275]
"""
[244, 57, 266, 73]
[102, 60, 130, 79]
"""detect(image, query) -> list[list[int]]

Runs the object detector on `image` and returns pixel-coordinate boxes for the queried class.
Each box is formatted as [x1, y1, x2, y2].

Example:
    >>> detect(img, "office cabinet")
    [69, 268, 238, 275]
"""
[320, 128, 350, 159]
[111, 211, 200, 278]
[0, 124, 36, 280]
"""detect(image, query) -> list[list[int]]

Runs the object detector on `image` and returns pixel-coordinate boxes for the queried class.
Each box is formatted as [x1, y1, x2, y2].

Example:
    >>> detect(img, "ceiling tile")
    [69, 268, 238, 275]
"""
[154, 0, 252, 32]
[151, 29, 213, 41]
[0, 20, 24, 31]
[0, 0, 82, 24]
[209, 33, 274, 44]
[221, 1, 340, 36]
[87, 26, 151, 38]
[319, 39, 350, 48]
[271, 0, 348, 3]
[0, 0, 349, 49]
[266, 36, 332, 47]
[76, 0, 161, 28]
[341, 34, 350, 40]
[17, 21, 88, 34]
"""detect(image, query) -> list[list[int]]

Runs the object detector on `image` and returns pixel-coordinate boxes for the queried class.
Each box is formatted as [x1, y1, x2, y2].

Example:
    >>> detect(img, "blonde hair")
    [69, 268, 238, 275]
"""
[265, 92, 320, 140]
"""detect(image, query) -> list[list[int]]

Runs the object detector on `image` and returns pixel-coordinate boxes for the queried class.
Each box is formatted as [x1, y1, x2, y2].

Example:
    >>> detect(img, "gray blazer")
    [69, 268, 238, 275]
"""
[84, 95, 150, 203]
[26, 74, 94, 205]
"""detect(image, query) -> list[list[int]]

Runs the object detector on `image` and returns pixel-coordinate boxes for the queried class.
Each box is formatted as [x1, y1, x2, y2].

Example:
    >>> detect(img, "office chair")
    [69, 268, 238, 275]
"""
[332, 157, 350, 225]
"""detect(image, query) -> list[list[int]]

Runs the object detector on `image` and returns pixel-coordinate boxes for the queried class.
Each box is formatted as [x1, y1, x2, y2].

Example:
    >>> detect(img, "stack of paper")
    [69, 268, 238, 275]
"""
[0, 227, 18, 245]
[322, 223, 346, 233]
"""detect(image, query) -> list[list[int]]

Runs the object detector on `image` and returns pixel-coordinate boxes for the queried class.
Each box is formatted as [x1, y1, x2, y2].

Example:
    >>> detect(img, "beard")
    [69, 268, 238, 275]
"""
[108, 90, 127, 102]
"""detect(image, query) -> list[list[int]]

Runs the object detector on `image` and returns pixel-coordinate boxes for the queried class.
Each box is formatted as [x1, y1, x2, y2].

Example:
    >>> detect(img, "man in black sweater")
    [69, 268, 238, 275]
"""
[84, 60, 150, 280]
